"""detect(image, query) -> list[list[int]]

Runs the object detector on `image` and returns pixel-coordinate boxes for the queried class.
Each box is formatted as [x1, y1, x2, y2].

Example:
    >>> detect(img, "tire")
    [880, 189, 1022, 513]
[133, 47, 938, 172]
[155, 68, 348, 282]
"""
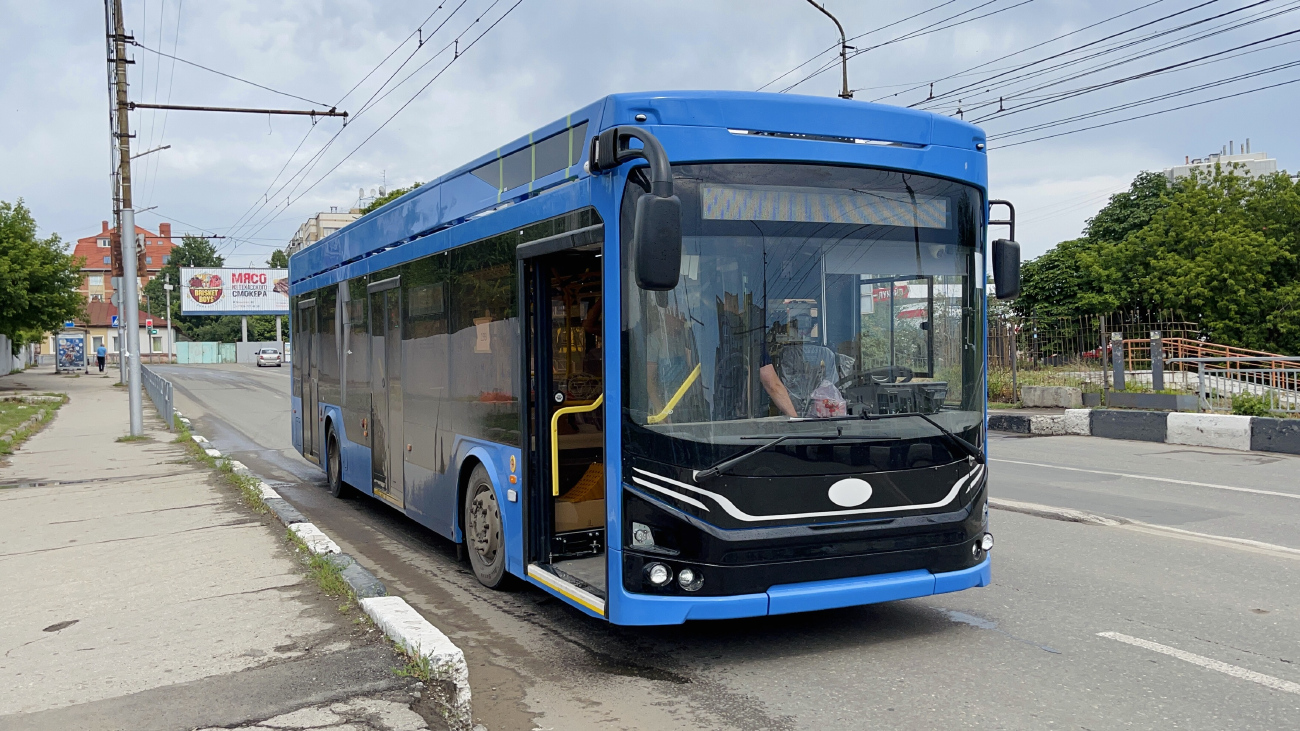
[326, 428, 348, 498]
[464, 464, 506, 588]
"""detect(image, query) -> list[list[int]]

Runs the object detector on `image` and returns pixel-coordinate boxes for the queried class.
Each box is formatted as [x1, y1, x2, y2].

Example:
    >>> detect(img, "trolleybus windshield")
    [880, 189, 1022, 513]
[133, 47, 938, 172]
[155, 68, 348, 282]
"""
[622, 162, 985, 477]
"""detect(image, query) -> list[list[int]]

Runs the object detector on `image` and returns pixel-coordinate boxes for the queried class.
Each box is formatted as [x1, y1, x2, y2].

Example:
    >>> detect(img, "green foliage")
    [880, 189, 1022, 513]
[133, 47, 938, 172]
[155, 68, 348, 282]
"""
[1231, 391, 1272, 417]
[360, 182, 423, 215]
[0, 200, 85, 344]
[266, 249, 289, 268]
[1017, 166, 1300, 355]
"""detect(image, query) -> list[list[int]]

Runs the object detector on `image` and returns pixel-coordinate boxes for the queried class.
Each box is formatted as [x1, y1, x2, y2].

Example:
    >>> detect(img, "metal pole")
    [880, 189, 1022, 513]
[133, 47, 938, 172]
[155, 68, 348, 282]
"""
[1112, 332, 1125, 391]
[1010, 320, 1018, 402]
[241, 316, 248, 343]
[806, 1, 853, 99]
[164, 277, 173, 363]
[275, 315, 282, 346]
[111, 0, 144, 436]
[1150, 331, 1164, 391]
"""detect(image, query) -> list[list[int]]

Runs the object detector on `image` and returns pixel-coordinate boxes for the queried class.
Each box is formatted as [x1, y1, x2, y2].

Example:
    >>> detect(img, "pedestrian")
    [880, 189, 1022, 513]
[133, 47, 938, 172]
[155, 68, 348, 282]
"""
[96, 343, 107, 372]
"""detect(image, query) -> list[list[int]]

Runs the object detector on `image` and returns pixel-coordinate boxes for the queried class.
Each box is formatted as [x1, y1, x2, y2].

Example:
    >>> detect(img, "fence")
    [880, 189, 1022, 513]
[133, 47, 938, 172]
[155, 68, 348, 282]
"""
[988, 310, 1200, 402]
[176, 342, 237, 364]
[141, 365, 175, 430]
[1165, 356, 1300, 415]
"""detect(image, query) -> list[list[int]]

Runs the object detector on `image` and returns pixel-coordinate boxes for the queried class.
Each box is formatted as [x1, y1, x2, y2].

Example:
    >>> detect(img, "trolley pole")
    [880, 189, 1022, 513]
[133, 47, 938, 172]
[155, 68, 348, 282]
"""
[806, 1, 853, 99]
[109, 0, 144, 436]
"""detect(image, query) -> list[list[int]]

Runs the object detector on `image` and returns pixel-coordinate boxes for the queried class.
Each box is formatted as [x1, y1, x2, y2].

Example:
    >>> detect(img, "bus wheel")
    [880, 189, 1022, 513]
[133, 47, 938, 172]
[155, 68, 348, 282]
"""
[465, 464, 506, 588]
[326, 428, 347, 498]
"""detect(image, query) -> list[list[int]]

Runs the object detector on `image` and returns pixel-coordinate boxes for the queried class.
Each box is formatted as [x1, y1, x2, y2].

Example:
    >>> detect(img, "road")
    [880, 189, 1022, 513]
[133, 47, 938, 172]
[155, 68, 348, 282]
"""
[155, 363, 1300, 731]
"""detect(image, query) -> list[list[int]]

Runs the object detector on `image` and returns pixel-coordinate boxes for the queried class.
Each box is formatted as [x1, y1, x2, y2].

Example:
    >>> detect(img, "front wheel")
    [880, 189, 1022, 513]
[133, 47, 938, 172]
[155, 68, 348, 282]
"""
[326, 428, 348, 498]
[464, 465, 506, 588]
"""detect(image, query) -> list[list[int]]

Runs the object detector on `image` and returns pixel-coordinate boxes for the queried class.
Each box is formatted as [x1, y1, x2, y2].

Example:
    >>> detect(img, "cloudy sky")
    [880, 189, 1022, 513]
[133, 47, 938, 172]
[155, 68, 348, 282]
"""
[2, 0, 1296, 265]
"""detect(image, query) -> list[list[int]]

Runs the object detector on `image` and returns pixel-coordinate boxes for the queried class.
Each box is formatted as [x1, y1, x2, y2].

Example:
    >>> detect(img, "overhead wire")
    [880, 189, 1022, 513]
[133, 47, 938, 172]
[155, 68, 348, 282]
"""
[780, 0, 1040, 94]
[222, 1, 467, 248]
[756, 0, 961, 92]
[234, 0, 528, 251]
[131, 40, 333, 107]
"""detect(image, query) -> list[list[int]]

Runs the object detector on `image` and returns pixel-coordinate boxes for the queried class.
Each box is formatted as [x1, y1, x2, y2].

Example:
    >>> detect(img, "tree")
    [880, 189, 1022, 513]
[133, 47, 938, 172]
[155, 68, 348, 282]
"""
[360, 182, 422, 215]
[266, 248, 288, 268]
[1017, 165, 1300, 354]
[0, 200, 85, 347]
[142, 234, 224, 325]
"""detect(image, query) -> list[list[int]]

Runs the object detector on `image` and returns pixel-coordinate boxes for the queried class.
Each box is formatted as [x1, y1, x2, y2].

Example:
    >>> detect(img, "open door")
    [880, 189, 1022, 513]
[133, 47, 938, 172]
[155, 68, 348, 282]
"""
[521, 239, 606, 611]
[368, 277, 405, 508]
[297, 297, 319, 462]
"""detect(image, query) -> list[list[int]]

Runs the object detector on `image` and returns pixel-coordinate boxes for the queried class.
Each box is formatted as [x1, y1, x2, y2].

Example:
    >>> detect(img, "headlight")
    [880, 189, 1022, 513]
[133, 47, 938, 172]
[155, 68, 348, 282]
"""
[981, 533, 994, 551]
[677, 568, 704, 592]
[645, 562, 672, 587]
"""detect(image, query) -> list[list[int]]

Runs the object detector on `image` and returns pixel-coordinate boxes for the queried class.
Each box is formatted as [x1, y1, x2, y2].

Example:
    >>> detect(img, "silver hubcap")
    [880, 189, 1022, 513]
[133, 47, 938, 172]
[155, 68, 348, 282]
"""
[469, 487, 500, 563]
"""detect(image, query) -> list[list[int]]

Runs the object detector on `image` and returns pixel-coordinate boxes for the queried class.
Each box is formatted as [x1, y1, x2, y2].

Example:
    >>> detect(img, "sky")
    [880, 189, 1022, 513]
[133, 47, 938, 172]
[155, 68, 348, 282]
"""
[2, 0, 1296, 266]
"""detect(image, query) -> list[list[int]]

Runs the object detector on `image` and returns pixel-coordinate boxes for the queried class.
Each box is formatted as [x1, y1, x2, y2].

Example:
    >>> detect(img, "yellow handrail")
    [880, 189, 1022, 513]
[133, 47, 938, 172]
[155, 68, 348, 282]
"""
[551, 393, 604, 496]
[646, 363, 702, 425]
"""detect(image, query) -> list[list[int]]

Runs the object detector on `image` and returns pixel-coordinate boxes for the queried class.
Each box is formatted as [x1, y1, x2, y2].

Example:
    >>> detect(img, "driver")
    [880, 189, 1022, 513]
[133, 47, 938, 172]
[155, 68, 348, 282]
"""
[758, 338, 798, 418]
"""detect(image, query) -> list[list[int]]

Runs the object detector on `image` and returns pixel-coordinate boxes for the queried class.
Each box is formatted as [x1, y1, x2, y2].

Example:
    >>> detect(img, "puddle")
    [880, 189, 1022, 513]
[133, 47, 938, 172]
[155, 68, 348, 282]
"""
[936, 608, 1061, 654]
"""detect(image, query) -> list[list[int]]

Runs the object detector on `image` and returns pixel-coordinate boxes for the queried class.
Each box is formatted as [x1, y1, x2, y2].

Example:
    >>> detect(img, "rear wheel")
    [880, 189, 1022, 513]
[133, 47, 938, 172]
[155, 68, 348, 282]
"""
[326, 428, 347, 498]
[464, 465, 506, 588]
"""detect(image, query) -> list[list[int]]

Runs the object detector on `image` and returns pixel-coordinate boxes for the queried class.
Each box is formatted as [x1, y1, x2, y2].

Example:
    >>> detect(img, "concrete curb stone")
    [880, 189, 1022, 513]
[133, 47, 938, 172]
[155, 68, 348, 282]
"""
[1251, 416, 1300, 455]
[1063, 409, 1091, 435]
[987, 413, 1031, 434]
[1088, 410, 1167, 442]
[327, 554, 389, 598]
[1167, 413, 1251, 451]
[290, 522, 342, 555]
[265, 497, 308, 525]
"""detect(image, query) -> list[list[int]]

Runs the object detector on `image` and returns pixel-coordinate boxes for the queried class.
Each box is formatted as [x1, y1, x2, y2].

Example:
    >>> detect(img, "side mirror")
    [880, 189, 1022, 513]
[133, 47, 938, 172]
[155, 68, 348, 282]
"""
[992, 238, 1021, 300]
[633, 193, 682, 291]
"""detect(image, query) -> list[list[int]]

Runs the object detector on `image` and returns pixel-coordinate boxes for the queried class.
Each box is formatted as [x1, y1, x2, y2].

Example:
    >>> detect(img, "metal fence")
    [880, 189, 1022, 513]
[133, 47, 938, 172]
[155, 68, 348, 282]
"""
[141, 365, 175, 430]
[1166, 356, 1300, 415]
[988, 310, 1201, 402]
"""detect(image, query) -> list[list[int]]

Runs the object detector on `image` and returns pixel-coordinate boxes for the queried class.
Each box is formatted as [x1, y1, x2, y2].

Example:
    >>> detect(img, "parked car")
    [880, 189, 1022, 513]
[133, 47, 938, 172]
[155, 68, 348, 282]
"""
[256, 348, 283, 367]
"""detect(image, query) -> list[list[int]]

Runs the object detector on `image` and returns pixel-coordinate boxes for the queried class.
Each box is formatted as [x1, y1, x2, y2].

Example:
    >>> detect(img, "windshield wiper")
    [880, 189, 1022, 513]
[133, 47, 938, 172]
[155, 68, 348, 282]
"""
[694, 432, 845, 482]
[856, 411, 984, 463]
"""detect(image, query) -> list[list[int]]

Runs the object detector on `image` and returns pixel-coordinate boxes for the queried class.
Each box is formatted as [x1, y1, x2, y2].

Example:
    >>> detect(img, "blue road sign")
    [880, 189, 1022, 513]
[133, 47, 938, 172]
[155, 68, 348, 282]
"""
[110, 315, 119, 327]
[64, 321, 75, 328]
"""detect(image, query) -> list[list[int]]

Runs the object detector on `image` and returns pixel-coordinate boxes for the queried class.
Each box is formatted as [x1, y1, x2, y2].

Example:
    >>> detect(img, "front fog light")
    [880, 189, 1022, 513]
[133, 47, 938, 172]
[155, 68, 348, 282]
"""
[645, 562, 672, 587]
[981, 533, 995, 551]
[677, 567, 704, 592]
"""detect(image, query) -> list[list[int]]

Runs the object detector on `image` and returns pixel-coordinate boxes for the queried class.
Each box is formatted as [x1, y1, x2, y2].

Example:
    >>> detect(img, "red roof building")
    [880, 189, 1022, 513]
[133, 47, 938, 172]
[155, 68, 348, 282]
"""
[72, 221, 178, 303]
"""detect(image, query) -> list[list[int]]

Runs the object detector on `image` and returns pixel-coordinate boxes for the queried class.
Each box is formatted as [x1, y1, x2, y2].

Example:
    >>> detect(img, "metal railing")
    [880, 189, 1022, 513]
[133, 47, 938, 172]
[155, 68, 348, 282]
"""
[1165, 356, 1300, 414]
[140, 365, 175, 430]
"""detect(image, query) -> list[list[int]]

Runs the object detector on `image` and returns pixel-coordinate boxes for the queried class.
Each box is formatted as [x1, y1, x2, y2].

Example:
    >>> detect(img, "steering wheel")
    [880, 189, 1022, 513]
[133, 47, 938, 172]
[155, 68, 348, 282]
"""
[836, 365, 915, 387]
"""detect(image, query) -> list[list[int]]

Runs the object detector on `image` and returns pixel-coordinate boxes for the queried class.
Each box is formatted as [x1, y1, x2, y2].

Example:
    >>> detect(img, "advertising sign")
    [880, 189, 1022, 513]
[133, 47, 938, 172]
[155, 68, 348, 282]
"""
[56, 332, 86, 373]
[180, 268, 290, 315]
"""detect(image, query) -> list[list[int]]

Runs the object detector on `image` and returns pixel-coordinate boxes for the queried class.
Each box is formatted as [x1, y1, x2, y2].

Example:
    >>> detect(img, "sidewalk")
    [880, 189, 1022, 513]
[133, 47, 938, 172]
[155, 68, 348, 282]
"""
[0, 370, 434, 731]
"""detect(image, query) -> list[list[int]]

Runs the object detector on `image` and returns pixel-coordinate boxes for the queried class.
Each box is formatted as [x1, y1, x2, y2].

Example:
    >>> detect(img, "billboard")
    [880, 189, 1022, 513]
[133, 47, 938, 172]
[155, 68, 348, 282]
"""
[180, 268, 290, 315]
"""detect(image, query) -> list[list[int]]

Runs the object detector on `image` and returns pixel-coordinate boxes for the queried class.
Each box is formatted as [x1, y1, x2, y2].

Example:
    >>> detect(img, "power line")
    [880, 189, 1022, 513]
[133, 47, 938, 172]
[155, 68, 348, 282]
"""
[222, 2, 466, 246]
[756, 0, 960, 92]
[131, 39, 331, 107]
[233, 0, 527, 250]
[781, 0, 1039, 94]
[970, 27, 1300, 124]
[918, 0, 1293, 114]
[988, 75, 1300, 148]
[866, 0, 1166, 102]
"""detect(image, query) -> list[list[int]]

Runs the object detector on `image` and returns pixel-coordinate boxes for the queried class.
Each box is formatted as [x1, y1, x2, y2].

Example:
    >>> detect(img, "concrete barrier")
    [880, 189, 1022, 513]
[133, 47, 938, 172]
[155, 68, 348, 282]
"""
[1090, 410, 1167, 442]
[1064, 409, 1092, 435]
[1251, 417, 1300, 455]
[1167, 413, 1251, 451]
[987, 413, 1031, 434]
[1021, 386, 1083, 409]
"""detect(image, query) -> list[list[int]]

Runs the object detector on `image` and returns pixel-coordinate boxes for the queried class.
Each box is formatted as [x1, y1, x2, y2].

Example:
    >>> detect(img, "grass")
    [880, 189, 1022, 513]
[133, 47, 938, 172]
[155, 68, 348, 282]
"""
[115, 434, 151, 443]
[394, 646, 434, 683]
[0, 395, 67, 455]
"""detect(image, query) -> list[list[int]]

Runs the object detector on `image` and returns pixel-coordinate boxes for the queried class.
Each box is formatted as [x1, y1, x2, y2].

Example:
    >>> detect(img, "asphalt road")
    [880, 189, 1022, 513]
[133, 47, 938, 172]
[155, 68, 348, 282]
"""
[155, 363, 1300, 731]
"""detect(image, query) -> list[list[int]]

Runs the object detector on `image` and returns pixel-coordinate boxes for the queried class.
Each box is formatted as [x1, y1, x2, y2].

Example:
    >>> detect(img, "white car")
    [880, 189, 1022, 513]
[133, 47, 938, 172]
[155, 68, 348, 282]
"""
[256, 348, 283, 367]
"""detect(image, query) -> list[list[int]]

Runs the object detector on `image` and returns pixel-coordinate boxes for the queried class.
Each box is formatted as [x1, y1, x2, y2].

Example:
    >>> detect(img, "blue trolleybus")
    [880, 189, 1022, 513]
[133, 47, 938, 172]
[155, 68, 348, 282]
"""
[289, 91, 1021, 625]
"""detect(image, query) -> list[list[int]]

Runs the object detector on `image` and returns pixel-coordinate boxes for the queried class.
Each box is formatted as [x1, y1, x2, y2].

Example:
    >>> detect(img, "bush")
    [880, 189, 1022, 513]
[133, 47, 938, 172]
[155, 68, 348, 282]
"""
[1231, 391, 1272, 417]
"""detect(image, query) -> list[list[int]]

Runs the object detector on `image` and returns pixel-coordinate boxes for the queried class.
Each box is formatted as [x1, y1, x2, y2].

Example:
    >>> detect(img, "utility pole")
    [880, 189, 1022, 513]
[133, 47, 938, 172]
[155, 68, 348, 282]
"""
[109, 0, 144, 436]
[164, 274, 174, 363]
[806, 1, 853, 99]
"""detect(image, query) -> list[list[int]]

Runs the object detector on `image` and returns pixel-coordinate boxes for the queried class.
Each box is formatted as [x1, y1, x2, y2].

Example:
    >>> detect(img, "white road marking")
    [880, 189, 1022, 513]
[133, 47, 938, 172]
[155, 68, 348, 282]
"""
[1098, 632, 1300, 696]
[991, 458, 1300, 500]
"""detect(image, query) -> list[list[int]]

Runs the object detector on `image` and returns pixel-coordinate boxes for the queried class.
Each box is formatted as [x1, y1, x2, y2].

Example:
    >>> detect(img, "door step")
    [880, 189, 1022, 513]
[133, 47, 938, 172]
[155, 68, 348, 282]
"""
[528, 563, 606, 615]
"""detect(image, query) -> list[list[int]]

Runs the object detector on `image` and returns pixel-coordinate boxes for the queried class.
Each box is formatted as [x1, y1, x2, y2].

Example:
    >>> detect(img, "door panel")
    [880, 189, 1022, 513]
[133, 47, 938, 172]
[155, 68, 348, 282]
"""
[369, 283, 404, 507]
[299, 300, 318, 459]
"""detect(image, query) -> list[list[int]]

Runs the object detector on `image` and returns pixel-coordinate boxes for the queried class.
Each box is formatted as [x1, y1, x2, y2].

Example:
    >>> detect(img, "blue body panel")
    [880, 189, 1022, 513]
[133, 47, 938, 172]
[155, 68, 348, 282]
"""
[289, 91, 992, 625]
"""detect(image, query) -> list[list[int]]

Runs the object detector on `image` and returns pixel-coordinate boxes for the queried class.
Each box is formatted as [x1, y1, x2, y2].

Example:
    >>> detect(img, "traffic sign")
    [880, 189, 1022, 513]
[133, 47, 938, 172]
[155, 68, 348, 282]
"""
[145, 318, 153, 328]
[149, 328, 158, 335]
[64, 321, 75, 328]
[111, 292, 121, 307]
[111, 315, 119, 327]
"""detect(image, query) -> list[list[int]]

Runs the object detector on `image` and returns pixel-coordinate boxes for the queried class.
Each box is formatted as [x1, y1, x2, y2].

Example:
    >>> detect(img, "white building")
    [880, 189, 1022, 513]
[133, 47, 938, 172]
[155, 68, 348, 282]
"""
[287, 207, 362, 255]
[1164, 139, 1278, 181]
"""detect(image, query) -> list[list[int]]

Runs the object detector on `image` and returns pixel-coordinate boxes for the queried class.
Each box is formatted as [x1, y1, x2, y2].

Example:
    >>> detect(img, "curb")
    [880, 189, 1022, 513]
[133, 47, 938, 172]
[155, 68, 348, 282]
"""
[186, 422, 474, 730]
[989, 408, 1300, 455]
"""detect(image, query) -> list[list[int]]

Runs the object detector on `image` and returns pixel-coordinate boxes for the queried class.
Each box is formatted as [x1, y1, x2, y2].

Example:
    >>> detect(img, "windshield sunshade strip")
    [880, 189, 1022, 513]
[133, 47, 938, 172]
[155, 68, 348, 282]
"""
[631, 466, 982, 522]
[701, 184, 948, 227]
